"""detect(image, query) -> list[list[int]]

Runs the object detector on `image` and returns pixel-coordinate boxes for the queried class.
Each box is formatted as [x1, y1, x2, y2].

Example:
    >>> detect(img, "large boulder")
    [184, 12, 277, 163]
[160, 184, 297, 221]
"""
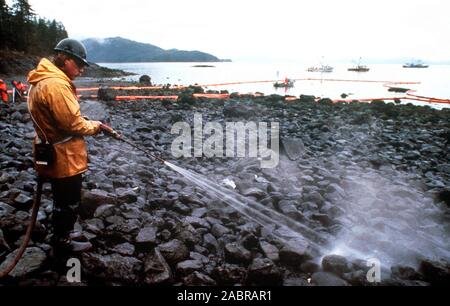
[139, 75, 152, 85]
[97, 86, 116, 101]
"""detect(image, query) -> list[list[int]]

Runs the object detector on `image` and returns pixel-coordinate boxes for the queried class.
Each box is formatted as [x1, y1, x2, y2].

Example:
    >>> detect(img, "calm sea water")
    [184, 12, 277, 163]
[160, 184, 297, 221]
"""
[100, 61, 450, 109]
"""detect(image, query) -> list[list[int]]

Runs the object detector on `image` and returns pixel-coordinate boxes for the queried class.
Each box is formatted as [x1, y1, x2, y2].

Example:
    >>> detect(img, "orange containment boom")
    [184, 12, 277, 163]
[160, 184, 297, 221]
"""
[63, 77, 450, 105]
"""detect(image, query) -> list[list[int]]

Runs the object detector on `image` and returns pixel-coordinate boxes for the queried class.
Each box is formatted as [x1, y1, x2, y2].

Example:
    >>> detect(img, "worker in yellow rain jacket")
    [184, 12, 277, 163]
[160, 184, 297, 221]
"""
[27, 38, 105, 259]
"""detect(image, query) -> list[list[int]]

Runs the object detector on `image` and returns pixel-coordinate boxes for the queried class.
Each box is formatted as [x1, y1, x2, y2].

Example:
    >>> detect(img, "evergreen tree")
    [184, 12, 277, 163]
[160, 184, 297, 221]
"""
[0, 0, 68, 55]
[0, 0, 11, 48]
[11, 0, 35, 51]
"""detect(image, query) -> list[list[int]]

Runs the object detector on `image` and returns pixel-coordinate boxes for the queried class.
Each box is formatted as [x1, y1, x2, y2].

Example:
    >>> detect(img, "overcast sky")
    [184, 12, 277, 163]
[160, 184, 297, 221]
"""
[20, 0, 450, 62]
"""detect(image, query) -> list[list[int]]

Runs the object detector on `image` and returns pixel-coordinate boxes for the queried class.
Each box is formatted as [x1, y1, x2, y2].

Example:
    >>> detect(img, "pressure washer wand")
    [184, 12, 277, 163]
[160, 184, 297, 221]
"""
[100, 124, 166, 164]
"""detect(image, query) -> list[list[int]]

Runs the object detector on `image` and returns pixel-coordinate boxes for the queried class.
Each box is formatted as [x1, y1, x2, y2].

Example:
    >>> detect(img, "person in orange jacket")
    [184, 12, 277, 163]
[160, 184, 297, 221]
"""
[0, 79, 8, 103]
[28, 38, 107, 258]
[11, 80, 28, 102]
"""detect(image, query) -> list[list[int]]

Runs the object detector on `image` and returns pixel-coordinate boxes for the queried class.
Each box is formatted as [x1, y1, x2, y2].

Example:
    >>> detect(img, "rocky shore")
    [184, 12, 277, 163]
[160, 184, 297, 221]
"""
[0, 87, 449, 286]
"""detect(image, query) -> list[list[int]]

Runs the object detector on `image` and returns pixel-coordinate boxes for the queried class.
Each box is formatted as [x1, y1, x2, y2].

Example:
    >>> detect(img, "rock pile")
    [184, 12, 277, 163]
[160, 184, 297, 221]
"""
[0, 94, 449, 286]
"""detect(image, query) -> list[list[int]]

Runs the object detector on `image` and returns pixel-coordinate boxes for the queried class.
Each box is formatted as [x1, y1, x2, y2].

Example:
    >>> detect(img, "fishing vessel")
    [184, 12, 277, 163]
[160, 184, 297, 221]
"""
[274, 78, 295, 88]
[403, 60, 429, 68]
[307, 65, 333, 73]
[348, 57, 370, 72]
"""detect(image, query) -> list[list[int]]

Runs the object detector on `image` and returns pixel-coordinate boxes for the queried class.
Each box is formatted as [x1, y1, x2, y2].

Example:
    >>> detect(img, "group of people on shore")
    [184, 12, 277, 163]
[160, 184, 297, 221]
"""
[0, 79, 28, 103]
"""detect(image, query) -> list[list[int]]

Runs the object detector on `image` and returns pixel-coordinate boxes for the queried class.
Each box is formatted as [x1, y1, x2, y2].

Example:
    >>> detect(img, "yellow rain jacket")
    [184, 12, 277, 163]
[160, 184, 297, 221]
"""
[27, 58, 101, 178]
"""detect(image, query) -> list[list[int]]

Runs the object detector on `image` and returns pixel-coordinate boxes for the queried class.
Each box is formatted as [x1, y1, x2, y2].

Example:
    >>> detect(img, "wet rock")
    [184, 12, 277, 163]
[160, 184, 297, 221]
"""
[437, 188, 450, 207]
[326, 183, 346, 197]
[139, 75, 152, 85]
[223, 103, 254, 119]
[212, 264, 247, 285]
[203, 233, 219, 252]
[118, 219, 142, 234]
[311, 272, 349, 286]
[81, 189, 115, 218]
[135, 226, 158, 248]
[241, 187, 267, 199]
[116, 187, 138, 204]
[342, 270, 372, 286]
[183, 271, 216, 286]
[144, 248, 173, 285]
[247, 258, 282, 285]
[224, 243, 252, 265]
[82, 253, 142, 284]
[105, 215, 124, 229]
[311, 213, 334, 227]
[190, 251, 209, 264]
[84, 218, 105, 234]
[158, 239, 190, 266]
[279, 240, 312, 267]
[191, 207, 208, 218]
[301, 260, 320, 274]
[259, 241, 279, 262]
[419, 259, 450, 286]
[211, 223, 231, 238]
[97, 86, 116, 101]
[277, 200, 304, 220]
[0, 229, 11, 251]
[159, 229, 172, 241]
[0, 201, 15, 218]
[241, 233, 259, 250]
[303, 191, 325, 206]
[113, 242, 135, 256]
[183, 216, 211, 229]
[93, 204, 116, 219]
[12, 193, 33, 208]
[177, 93, 197, 107]
[176, 227, 200, 248]
[121, 206, 142, 219]
[322, 255, 351, 276]
[0, 247, 46, 278]
[176, 259, 203, 276]
[281, 138, 305, 161]
[391, 265, 423, 281]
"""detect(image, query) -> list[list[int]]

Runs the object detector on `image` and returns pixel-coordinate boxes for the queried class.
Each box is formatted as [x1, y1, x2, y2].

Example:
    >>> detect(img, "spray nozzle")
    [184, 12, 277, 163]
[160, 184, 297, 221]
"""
[100, 123, 122, 140]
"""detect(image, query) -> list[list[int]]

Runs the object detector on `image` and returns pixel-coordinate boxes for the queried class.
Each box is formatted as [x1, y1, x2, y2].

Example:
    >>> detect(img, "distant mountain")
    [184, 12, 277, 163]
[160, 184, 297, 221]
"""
[82, 37, 221, 63]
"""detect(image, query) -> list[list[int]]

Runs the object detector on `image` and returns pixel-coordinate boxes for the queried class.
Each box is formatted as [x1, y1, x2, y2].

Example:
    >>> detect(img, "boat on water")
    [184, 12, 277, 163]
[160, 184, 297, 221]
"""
[403, 60, 429, 68]
[307, 65, 333, 73]
[348, 57, 370, 72]
[274, 78, 295, 88]
[348, 65, 370, 72]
